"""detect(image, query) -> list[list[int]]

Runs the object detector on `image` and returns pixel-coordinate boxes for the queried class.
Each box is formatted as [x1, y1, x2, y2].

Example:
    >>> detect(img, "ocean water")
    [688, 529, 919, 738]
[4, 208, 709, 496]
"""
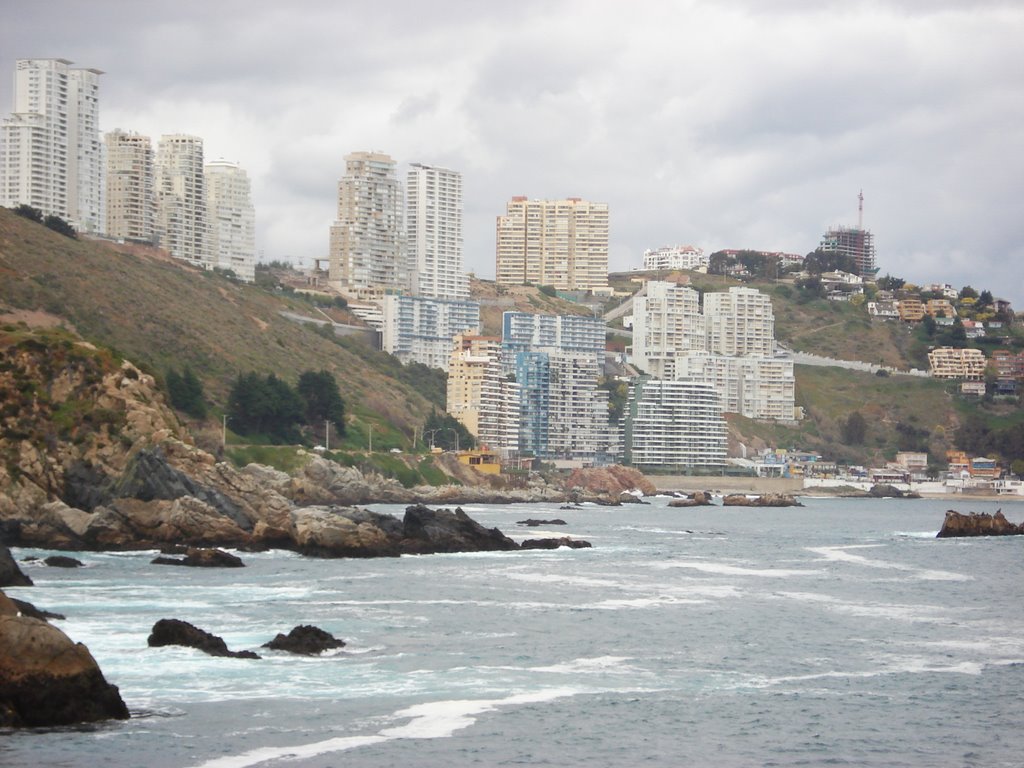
[3, 496, 1023, 767]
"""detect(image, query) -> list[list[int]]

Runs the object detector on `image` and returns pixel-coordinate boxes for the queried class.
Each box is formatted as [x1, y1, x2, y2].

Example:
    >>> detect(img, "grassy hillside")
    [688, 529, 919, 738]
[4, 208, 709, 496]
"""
[0, 207, 438, 447]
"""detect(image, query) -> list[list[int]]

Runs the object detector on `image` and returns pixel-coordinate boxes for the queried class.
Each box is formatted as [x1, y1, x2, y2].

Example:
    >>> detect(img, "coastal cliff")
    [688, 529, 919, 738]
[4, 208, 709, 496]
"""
[0, 328, 643, 555]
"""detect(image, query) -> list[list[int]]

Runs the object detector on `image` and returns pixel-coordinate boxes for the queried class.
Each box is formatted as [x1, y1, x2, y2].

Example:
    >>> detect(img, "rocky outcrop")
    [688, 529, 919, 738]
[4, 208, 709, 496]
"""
[869, 484, 921, 499]
[936, 510, 1024, 538]
[517, 518, 567, 526]
[44, 554, 84, 568]
[147, 618, 259, 659]
[262, 625, 345, 655]
[723, 493, 803, 507]
[0, 590, 129, 727]
[668, 491, 714, 508]
[520, 537, 592, 550]
[152, 547, 245, 568]
[563, 466, 656, 502]
[0, 545, 32, 587]
[400, 504, 519, 554]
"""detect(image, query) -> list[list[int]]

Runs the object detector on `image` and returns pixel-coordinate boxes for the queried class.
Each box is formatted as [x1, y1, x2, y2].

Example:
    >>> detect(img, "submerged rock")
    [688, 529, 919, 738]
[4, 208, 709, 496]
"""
[520, 537, 592, 550]
[44, 555, 84, 568]
[722, 493, 802, 507]
[147, 618, 260, 659]
[936, 510, 1024, 538]
[0, 590, 129, 727]
[262, 625, 346, 655]
[516, 518, 567, 527]
[151, 548, 245, 568]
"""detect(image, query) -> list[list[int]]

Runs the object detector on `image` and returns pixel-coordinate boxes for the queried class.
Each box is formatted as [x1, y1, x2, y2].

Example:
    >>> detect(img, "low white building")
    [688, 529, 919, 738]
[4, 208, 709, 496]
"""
[641, 245, 707, 272]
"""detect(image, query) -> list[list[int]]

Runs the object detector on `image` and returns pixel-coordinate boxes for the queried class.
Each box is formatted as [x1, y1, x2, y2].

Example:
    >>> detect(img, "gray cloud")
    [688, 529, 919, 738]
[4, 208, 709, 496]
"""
[1, 0, 1021, 304]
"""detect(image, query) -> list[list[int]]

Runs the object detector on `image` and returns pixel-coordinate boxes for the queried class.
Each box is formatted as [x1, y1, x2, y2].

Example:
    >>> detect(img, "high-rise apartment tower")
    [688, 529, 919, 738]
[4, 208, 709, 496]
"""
[406, 163, 467, 299]
[0, 58, 104, 231]
[496, 197, 609, 290]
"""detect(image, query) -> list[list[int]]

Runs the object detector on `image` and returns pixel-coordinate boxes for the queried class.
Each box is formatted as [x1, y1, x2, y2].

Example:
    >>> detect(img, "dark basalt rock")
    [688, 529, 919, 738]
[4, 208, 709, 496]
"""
[400, 505, 519, 554]
[44, 555, 84, 568]
[520, 537, 593, 550]
[0, 546, 32, 587]
[152, 548, 245, 568]
[869, 484, 921, 499]
[0, 590, 128, 727]
[262, 625, 346, 655]
[516, 518, 567, 527]
[147, 618, 260, 659]
[10, 598, 65, 622]
[936, 510, 1024, 538]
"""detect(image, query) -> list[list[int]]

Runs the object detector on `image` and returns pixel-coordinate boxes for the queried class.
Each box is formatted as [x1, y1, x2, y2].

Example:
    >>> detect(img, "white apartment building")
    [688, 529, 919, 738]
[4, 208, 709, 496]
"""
[630, 281, 705, 379]
[155, 134, 209, 267]
[447, 334, 520, 455]
[105, 129, 155, 243]
[673, 353, 798, 421]
[381, 294, 480, 372]
[329, 151, 402, 295]
[500, 311, 606, 372]
[623, 377, 727, 468]
[641, 245, 707, 272]
[406, 163, 467, 299]
[928, 347, 987, 380]
[205, 160, 256, 283]
[0, 58, 104, 231]
[495, 197, 609, 290]
[704, 286, 776, 357]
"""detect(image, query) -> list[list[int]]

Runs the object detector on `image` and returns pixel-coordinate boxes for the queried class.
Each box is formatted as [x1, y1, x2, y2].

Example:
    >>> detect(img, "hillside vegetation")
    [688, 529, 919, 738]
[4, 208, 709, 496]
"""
[0, 207, 436, 450]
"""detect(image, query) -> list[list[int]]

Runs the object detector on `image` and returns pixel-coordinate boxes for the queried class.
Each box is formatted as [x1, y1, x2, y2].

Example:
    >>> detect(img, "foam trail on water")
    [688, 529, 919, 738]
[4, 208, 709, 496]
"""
[807, 545, 969, 581]
[191, 687, 581, 768]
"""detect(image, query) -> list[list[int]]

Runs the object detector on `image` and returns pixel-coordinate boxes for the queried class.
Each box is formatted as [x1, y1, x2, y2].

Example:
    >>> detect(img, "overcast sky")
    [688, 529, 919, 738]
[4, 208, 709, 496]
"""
[2, 1, 1022, 305]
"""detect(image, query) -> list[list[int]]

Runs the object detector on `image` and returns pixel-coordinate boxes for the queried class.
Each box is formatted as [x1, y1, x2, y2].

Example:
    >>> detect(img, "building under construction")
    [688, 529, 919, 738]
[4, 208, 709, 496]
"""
[819, 192, 878, 277]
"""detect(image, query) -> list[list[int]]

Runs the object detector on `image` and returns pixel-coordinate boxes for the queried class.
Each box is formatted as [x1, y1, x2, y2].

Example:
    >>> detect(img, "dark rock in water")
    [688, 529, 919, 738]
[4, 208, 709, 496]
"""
[618, 493, 649, 504]
[44, 555, 84, 568]
[869, 484, 920, 499]
[0, 546, 32, 587]
[723, 493, 803, 507]
[147, 618, 260, 659]
[936, 510, 1024, 538]
[0, 590, 129, 727]
[400, 505, 519, 554]
[520, 537, 592, 550]
[262, 625, 346, 655]
[559, 504, 583, 510]
[10, 597, 65, 622]
[668, 491, 714, 508]
[151, 548, 245, 568]
[516, 518, 567, 527]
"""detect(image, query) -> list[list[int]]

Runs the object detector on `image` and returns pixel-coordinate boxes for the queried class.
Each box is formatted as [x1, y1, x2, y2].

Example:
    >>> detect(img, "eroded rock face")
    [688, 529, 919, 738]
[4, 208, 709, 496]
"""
[147, 618, 259, 659]
[520, 537, 592, 550]
[0, 590, 129, 727]
[152, 548, 244, 568]
[0, 545, 32, 587]
[936, 510, 1023, 538]
[400, 504, 518, 554]
[262, 625, 345, 655]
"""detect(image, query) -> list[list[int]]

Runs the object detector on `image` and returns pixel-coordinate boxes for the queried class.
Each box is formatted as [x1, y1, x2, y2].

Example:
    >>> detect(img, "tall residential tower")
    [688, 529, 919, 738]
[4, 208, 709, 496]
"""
[0, 58, 104, 231]
[155, 134, 209, 266]
[205, 160, 256, 282]
[496, 197, 609, 290]
[329, 151, 402, 295]
[406, 163, 467, 299]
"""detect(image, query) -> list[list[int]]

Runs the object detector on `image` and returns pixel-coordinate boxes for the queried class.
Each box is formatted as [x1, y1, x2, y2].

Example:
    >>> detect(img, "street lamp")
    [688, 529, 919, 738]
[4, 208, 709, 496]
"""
[447, 427, 460, 452]
[425, 428, 441, 450]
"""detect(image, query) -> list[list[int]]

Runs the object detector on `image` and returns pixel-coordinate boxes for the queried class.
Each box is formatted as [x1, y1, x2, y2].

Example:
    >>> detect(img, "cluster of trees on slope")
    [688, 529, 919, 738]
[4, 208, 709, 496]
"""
[11, 204, 77, 239]
[955, 415, 1024, 476]
[227, 370, 346, 444]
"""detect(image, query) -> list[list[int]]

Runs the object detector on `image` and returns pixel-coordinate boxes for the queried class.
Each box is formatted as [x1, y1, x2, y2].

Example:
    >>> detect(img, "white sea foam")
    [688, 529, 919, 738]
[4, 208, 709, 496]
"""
[772, 591, 953, 623]
[807, 545, 969, 581]
[191, 687, 583, 768]
[662, 561, 822, 578]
